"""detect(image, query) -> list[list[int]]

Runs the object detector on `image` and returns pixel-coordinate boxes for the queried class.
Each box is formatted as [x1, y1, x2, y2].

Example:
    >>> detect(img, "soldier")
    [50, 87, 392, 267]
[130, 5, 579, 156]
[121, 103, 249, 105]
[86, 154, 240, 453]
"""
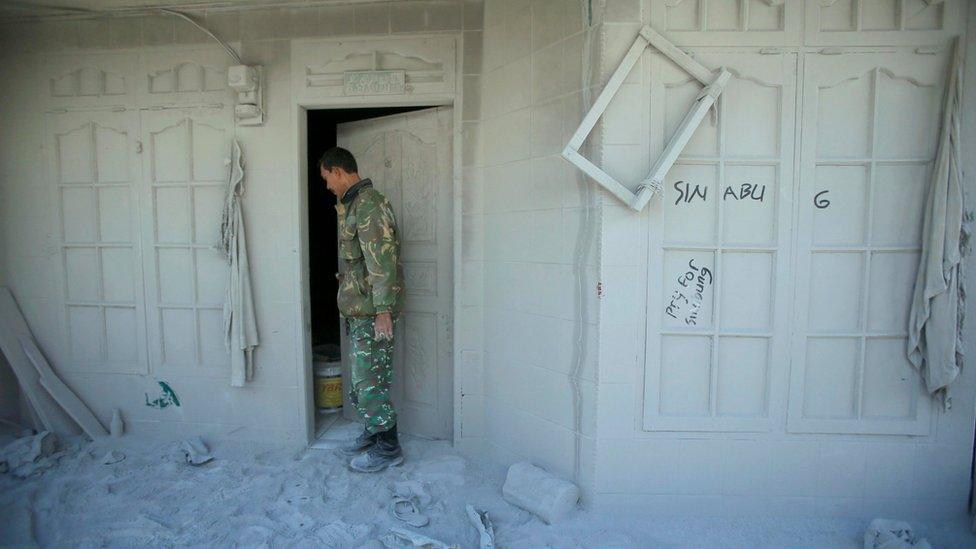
[319, 146, 406, 473]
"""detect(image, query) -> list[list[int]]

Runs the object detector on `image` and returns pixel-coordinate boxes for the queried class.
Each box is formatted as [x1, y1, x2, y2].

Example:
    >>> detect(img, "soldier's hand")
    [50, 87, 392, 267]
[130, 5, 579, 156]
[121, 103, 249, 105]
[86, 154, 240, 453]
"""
[374, 312, 393, 341]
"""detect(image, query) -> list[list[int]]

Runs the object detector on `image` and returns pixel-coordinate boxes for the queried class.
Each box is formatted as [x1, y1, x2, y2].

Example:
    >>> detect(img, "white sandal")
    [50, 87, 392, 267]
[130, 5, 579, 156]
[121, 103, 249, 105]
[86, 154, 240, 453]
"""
[390, 496, 430, 528]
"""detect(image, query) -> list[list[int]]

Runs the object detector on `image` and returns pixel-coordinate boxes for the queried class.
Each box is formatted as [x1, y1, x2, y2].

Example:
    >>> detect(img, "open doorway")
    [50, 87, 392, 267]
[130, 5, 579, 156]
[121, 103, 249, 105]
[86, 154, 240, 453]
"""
[305, 106, 455, 445]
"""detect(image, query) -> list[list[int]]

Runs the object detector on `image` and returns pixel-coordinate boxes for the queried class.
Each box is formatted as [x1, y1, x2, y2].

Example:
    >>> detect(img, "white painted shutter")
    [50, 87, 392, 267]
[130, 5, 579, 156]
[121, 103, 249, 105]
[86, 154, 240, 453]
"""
[787, 49, 947, 435]
[649, 0, 802, 46]
[45, 109, 149, 374]
[643, 50, 797, 432]
[804, 0, 965, 46]
[138, 105, 235, 378]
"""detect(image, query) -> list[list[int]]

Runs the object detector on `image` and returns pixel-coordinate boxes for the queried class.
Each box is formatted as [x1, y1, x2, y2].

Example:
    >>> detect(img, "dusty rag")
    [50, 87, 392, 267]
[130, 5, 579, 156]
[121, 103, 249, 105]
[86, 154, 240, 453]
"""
[907, 37, 969, 409]
[218, 140, 259, 387]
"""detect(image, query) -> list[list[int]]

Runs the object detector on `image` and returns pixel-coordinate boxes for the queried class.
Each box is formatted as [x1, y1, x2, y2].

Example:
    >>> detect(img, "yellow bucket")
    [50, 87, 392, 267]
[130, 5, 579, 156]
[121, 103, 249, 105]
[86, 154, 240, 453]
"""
[314, 363, 342, 411]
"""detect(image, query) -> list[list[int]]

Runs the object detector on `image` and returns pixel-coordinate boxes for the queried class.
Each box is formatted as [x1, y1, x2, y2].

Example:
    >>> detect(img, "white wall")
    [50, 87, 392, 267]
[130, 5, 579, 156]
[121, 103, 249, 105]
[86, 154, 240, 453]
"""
[469, 0, 602, 494]
[0, 0, 481, 442]
[591, 0, 976, 519]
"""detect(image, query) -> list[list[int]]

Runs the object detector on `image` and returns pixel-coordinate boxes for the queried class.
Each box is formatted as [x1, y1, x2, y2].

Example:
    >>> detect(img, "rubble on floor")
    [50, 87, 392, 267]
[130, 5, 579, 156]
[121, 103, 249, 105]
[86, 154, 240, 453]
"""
[0, 432, 972, 548]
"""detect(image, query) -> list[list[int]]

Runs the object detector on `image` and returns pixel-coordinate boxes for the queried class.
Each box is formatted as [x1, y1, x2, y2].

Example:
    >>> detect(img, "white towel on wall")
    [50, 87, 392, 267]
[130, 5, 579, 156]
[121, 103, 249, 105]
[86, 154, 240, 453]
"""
[219, 140, 259, 387]
[907, 37, 969, 409]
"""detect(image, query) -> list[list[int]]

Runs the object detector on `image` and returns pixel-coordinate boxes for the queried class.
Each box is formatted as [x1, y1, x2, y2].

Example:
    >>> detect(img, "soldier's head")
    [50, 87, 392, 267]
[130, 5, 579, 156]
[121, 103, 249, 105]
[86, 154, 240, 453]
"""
[319, 147, 360, 198]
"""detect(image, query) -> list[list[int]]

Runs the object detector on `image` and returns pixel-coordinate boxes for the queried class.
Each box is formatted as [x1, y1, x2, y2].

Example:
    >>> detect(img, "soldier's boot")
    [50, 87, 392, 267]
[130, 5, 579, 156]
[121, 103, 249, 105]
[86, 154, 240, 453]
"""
[338, 429, 377, 456]
[348, 424, 403, 473]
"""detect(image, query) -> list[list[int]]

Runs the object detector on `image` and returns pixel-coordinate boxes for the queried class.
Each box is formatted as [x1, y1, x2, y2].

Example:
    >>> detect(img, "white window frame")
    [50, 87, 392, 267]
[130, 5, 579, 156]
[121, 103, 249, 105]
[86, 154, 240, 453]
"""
[562, 26, 731, 212]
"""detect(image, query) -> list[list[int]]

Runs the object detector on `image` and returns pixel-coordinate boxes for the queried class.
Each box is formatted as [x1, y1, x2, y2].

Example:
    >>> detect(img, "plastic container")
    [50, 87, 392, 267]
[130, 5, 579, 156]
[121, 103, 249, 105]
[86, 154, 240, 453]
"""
[314, 360, 343, 412]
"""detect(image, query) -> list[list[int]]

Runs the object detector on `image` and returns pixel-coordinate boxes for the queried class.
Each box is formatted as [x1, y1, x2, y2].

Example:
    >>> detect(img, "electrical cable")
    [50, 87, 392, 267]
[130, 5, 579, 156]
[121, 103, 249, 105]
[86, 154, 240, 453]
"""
[158, 8, 243, 65]
[569, 0, 598, 486]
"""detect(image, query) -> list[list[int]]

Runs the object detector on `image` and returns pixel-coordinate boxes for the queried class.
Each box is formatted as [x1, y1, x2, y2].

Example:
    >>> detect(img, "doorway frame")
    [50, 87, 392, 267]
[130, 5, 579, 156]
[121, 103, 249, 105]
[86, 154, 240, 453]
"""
[292, 89, 463, 447]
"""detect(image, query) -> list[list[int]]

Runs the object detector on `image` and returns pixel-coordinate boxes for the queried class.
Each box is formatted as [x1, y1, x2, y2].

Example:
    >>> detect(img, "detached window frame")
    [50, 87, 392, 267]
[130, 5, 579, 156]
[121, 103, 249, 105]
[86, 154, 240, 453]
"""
[562, 26, 731, 212]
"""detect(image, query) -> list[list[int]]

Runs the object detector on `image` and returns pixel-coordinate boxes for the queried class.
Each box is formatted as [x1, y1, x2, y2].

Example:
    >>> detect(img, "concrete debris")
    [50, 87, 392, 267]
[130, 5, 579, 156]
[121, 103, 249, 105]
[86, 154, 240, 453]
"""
[390, 480, 431, 527]
[502, 462, 580, 524]
[864, 519, 932, 549]
[180, 436, 214, 466]
[379, 527, 458, 549]
[0, 431, 61, 478]
[101, 450, 125, 465]
[465, 504, 495, 549]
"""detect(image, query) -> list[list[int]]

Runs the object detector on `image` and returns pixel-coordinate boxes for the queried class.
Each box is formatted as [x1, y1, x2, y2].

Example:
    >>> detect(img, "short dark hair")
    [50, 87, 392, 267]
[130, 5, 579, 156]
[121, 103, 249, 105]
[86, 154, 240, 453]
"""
[319, 147, 358, 173]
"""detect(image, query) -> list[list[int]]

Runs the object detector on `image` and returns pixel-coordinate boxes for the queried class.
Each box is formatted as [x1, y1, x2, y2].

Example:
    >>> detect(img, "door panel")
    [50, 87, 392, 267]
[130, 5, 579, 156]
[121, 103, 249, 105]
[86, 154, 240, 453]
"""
[46, 110, 148, 374]
[138, 105, 234, 378]
[788, 49, 946, 435]
[337, 107, 454, 439]
[649, 0, 802, 46]
[804, 0, 964, 46]
[643, 51, 797, 432]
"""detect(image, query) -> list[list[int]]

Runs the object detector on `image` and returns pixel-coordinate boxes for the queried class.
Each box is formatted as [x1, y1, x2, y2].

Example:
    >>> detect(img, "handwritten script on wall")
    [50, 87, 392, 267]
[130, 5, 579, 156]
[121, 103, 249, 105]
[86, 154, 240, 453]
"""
[666, 259, 713, 326]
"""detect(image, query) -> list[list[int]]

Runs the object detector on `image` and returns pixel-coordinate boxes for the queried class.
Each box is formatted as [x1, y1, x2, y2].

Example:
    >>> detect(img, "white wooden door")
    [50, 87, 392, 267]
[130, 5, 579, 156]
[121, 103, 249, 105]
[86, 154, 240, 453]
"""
[138, 105, 235, 378]
[337, 107, 454, 439]
[643, 50, 797, 432]
[45, 109, 148, 374]
[788, 49, 947, 435]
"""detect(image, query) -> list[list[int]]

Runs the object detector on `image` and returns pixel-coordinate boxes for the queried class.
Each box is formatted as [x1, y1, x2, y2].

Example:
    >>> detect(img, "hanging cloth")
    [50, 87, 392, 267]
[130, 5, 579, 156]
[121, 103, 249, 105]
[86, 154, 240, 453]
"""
[907, 37, 969, 410]
[218, 140, 259, 387]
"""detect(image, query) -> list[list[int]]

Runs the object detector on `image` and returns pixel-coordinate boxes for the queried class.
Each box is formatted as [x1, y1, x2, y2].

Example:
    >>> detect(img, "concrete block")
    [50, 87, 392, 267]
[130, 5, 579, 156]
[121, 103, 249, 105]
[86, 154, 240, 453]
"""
[485, 56, 530, 117]
[528, 208, 562, 262]
[354, 4, 390, 35]
[391, 2, 428, 33]
[461, 213, 484, 261]
[108, 18, 142, 49]
[602, 204, 641, 266]
[598, 322, 639, 380]
[502, 461, 580, 523]
[463, 74, 482, 121]
[460, 348, 484, 396]
[462, 166, 484, 213]
[531, 0, 565, 52]
[482, 109, 530, 164]
[482, 24, 507, 73]
[460, 393, 484, 437]
[463, 31, 483, 75]
[283, 7, 324, 38]
[317, 5, 356, 36]
[204, 11, 239, 42]
[862, 443, 916, 500]
[501, 8, 531, 66]
[604, 0, 642, 23]
[141, 15, 175, 46]
[462, 122, 483, 167]
[241, 8, 284, 40]
[561, 33, 584, 95]
[463, 0, 484, 30]
[817, 443, 867, 498]
[564, 0, 585, 35]
[530, 100, 564, 157]
[175, 17, 210, 44]
[461, 260, 483, 307]
[38, 20, 79, 50]
[427, 1, 462, 31]
[601, 265, 641, 324]
[531, 43, 564, 104]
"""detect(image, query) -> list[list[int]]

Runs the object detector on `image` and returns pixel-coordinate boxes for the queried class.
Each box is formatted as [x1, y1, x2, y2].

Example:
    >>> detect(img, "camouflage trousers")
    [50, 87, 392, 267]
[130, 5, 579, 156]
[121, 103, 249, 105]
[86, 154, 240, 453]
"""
[346, 317, 398, 434]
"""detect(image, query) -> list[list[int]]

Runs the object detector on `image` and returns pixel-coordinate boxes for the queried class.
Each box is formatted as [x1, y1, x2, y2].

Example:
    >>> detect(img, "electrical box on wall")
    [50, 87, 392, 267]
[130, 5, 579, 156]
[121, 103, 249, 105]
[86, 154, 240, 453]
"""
[227, 65, 264, 126]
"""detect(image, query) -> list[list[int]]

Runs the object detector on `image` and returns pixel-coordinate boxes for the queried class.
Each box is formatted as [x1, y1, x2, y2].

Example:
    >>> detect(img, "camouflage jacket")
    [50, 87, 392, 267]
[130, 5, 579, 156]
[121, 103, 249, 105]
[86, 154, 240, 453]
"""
[335, 179, 405, 318]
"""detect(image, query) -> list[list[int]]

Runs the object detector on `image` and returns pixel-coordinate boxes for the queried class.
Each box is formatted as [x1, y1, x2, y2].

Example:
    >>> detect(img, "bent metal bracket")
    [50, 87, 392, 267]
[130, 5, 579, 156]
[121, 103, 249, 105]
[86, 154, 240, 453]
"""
[561, 26, 731, 212]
